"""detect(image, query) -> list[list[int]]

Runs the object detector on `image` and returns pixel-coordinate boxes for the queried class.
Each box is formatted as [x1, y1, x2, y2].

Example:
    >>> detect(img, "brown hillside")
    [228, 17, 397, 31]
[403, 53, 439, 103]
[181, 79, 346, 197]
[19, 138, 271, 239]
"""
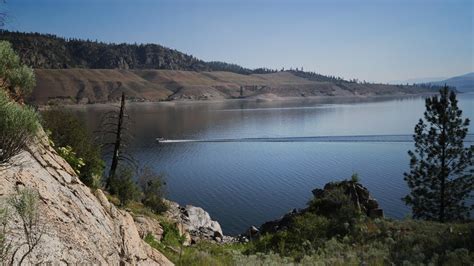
[33, 69, 174, 104]
[31, 69, 431, 105]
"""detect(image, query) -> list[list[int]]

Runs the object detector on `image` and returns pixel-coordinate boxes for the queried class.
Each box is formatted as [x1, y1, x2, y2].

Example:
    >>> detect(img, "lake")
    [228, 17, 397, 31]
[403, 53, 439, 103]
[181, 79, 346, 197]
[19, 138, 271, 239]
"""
[74, 93, 474, 235]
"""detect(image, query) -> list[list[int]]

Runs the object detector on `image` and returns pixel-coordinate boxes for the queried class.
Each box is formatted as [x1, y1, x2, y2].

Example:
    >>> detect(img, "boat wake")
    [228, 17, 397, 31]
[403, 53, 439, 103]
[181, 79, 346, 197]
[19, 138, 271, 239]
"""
[158, 134, 474, 144]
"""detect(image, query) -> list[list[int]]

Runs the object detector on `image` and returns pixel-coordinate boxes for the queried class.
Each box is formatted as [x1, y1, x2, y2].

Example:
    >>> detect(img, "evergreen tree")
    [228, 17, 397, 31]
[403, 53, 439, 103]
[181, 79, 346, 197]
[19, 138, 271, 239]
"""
[403, 86, 473, 222]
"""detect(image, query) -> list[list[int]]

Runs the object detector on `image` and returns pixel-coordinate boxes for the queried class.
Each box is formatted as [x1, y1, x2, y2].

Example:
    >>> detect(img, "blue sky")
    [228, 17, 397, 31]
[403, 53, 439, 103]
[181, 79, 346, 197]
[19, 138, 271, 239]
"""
[3, 0, 473, 82]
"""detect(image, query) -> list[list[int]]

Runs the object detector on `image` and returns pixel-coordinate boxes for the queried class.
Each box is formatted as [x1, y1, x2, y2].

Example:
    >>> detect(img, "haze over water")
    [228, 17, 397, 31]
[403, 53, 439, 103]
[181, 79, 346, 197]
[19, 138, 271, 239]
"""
[75, 93, 474, 235]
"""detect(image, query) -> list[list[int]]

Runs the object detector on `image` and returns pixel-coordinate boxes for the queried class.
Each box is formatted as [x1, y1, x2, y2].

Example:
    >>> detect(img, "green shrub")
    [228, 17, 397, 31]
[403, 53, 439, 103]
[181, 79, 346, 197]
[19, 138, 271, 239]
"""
[248, 213, 330, 260]
[308, 187, 361, 236]
[7, 188, 44, 264]
[387, 220, 474, 264]
[146, 224, 245, 266]
[160, 220, 184, 247]
[350, 172, 360, 182]
[444, 248, 474, 266]
[0, 41, 35, 100]
[41, 108, 104, 188]
[109, 167, 141, 206]
[138, 167, 168, 214]
[56, 145, 85, 174]
[247, 212, 474, 264]
[0, 90, 38, 164]
[248, 182, 366, 261]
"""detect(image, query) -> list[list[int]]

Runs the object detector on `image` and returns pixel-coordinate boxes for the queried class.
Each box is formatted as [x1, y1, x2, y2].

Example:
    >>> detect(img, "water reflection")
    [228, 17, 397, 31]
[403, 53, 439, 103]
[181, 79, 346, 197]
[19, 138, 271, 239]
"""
[69, 93, 474, 235]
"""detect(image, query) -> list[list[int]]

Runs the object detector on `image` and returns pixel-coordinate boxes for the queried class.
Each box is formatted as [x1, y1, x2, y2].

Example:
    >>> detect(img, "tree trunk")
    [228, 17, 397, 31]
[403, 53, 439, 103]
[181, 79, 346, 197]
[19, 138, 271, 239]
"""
[439, 113, 447, 223]
[106, 92, 125, 189]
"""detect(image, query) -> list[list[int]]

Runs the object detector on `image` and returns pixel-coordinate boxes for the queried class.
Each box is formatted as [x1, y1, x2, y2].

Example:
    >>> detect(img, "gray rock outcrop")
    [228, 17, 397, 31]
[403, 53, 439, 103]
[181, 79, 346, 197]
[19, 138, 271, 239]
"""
[0, 131, 172, 265]
[165, 200, 233, 244]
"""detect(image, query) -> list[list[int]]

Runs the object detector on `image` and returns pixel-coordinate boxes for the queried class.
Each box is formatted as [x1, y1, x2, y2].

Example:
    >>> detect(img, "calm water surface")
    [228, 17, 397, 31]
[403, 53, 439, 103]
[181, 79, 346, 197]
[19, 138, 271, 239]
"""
[74, 94, 474, 235]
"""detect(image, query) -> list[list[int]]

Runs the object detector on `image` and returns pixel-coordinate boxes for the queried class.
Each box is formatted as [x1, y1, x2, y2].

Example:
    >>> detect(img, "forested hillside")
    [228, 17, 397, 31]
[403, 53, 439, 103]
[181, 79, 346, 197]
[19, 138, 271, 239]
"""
[0, 30, 351, 81]
[0, 30, 255, 73]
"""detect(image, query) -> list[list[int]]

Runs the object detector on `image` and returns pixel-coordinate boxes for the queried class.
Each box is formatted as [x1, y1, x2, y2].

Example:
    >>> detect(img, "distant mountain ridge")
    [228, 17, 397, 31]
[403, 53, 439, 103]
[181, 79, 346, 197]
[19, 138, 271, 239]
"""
[389, 77, 447, 85]
[432, 72, 474, 92]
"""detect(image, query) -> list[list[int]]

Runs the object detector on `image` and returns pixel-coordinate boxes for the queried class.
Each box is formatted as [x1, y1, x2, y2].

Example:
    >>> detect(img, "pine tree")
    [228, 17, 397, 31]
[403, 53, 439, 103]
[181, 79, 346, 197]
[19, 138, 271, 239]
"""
[403, 86, 473, 222]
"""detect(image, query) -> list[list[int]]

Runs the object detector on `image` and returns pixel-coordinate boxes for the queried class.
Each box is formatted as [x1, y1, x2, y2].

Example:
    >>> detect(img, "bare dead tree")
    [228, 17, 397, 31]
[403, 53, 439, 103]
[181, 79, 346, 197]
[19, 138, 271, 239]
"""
[109, 92, 126, 181]
[96, 92, 137, 189]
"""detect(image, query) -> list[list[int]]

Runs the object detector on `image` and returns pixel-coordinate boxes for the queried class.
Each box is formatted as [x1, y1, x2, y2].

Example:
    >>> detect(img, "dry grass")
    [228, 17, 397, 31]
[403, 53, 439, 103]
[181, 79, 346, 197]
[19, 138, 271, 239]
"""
[32, 69, 431, 104]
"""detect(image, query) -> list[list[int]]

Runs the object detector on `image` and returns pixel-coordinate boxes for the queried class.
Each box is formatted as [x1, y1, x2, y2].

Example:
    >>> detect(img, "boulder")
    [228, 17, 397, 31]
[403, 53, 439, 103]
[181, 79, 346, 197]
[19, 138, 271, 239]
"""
[249, 226, 259, 235]
[183, 205, 223, 237]
[164, 200, 233, 243]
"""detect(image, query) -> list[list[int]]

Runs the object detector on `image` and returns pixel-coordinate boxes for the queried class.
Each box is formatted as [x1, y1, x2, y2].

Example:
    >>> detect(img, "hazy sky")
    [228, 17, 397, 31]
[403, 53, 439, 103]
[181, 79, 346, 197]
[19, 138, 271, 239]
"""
[3, 0, 473, 82]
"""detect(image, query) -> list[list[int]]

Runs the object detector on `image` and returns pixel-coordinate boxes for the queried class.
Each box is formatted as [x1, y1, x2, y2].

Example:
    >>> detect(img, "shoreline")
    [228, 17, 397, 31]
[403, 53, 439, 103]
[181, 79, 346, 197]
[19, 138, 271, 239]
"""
[37, 92, 438, 110]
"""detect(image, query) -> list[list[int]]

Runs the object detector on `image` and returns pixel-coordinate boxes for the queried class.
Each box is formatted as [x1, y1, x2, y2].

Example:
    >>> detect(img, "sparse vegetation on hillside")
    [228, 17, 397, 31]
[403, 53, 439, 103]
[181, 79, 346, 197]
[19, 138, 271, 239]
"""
[206, 61, 252, 75]
[289, 69, 348, 83]
[239, 179, 474, 265]
[133, 178, 474, 265]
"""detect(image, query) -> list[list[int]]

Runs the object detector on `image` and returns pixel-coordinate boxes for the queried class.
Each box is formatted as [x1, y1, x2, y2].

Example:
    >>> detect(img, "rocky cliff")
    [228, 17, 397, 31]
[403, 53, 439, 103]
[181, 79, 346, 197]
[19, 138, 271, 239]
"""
[0, 130, 173, 265]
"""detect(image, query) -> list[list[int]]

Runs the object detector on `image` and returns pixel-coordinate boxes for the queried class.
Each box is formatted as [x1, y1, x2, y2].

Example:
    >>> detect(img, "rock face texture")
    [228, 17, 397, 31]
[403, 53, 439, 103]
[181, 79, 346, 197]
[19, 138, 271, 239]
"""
[0, 132, 173, 265]
[134, 215, 164, 242]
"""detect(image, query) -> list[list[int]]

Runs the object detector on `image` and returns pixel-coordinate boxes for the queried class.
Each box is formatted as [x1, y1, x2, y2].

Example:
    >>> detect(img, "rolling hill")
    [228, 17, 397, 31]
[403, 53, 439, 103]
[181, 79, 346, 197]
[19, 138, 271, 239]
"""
[32, 69, 433, 105]
[0, 30, 436, 104]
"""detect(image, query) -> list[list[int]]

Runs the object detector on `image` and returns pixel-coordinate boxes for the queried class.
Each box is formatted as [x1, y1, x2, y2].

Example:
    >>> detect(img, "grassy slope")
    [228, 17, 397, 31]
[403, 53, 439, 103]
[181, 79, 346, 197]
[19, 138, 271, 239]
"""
[118, 196, 473, 266]
[32, 69, 430, 105]
[33, 69, 174, 104]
